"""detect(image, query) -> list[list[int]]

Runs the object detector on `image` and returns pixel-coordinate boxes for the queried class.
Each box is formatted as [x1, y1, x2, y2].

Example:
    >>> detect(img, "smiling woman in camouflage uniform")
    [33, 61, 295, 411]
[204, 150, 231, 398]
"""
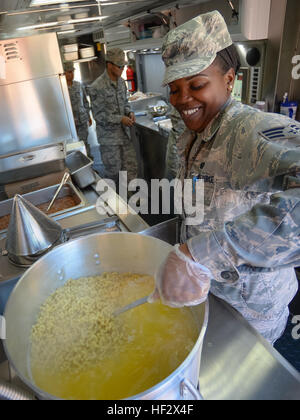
[152, 11, 300, 344]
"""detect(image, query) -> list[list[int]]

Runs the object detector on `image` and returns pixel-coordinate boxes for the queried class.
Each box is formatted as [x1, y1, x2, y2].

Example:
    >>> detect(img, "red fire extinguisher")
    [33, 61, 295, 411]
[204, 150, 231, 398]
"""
[126, 65, 136, 93]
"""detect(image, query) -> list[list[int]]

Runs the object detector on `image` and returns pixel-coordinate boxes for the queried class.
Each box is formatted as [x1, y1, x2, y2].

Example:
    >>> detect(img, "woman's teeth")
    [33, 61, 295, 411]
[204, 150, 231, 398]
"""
[182, 107, 201, 117]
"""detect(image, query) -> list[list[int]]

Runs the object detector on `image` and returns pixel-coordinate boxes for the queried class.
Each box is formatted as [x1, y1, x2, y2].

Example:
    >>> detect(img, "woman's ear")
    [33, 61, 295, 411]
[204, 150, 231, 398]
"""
[225, 68, 236, 92]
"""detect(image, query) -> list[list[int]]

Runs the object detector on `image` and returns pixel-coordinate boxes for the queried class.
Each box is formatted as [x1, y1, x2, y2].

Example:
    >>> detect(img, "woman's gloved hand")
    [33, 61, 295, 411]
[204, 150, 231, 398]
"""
[148, 244, 212, 308]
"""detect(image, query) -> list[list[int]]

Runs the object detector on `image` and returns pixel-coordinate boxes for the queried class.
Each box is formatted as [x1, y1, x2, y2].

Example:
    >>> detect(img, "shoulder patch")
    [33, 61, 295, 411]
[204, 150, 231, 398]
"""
[259, 124, 300, 141]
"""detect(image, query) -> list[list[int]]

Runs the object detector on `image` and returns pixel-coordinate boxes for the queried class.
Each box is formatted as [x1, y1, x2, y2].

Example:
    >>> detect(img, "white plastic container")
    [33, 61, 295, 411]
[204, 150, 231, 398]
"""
[60, 24, 74, 31]
[57, 15, 71, 22]
[280, 93, 298, 120]
[62, 44, 78, 53]
[74, 12, 88, 19]
[253, 101, 268, 112]
[79, 46, 95, 59]
[64, 51, 78, 61]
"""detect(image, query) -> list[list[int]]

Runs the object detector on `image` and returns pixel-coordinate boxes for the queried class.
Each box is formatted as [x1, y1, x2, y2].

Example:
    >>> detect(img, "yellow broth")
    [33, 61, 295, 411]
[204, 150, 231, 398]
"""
[30, 273, 198, 400]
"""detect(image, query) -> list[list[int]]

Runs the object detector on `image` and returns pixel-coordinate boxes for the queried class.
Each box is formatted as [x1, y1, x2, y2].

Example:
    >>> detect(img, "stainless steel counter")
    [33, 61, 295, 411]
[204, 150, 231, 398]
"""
[134, 115, 169, 181]
[201, 295, 300, 400]
[135, 114, 160, 132]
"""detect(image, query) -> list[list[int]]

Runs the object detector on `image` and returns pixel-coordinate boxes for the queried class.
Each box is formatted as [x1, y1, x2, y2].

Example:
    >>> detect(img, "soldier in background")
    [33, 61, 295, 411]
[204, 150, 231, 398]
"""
[150, 11, 300, 345]
[88, 48, 138, 186]
[64, 62, 91, 157]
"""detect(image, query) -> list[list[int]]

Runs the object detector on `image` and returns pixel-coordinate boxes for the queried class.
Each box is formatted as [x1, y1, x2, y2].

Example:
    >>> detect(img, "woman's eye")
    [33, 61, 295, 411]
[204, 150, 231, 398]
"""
[170, 89, 178, 95]
[191, 84, 206, 90]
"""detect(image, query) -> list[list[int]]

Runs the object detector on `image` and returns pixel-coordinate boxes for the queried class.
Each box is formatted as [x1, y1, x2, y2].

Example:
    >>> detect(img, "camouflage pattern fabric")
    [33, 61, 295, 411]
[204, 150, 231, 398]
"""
[106, 48, 127, 67]
[162, 10, 233, 85]
[88, 71, 132, 146]
[88, 70, 137, 182]
[165, 106, 186, 179]
[100, 139, 137, 185]
[68, 81, 90, 154]
[64, 62, 75, 72]
[176, 98, 300, 344]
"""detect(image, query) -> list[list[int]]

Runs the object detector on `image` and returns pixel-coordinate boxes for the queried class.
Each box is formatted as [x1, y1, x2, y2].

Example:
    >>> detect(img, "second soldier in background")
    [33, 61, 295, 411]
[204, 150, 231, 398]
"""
[88, 48, 138, 187]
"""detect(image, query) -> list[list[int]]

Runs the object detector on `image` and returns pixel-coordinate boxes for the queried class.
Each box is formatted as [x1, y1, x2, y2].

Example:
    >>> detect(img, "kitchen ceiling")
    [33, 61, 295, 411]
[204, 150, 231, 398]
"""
[0, 0, 208, 40]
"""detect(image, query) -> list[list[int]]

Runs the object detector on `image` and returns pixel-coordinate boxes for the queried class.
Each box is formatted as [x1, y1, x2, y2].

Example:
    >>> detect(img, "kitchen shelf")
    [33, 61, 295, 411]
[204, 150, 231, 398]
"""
[108, 37, 163, 52]
[69, 56, 98, 64]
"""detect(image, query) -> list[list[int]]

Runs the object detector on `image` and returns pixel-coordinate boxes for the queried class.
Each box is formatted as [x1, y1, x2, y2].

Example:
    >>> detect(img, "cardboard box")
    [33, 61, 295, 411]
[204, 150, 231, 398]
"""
[4, 171, 66, 198]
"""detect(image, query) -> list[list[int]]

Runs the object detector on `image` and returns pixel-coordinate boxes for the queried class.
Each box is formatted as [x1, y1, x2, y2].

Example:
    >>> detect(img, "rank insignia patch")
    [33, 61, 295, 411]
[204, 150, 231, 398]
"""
[260, 124, 300, 141]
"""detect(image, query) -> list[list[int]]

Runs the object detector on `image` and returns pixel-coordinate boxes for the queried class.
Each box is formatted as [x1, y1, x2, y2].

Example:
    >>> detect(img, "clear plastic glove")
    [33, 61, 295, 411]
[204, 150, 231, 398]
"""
[148, 244, 211, 308]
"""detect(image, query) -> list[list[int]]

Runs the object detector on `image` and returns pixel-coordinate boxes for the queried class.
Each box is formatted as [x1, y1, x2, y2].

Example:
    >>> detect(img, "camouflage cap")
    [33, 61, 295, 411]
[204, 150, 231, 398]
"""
[162, 10, 233, 86]
[64, 62, 74, 72]
[106, 48, 126, 67]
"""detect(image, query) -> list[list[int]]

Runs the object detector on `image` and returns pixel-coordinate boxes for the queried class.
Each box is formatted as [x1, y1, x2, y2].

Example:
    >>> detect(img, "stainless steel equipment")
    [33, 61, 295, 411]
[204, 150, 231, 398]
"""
[0, 143, 66, 185]
[131, 95, 170, 181]
[148, 105, 169, 117]
[0, 182, 85, 235]
[0, 173, 148, 316]
[5, 195, 64, 268]
[66, 151, 96, 189]
[136, 53, 169, 98]
[3, 232, 208, 400]
[233, 40, 267, 105]
[0, 217, 123, 315]
[47, 172, 70, 212]
[129, 93, 164, 113]
[134, 117, 168, 181]
[0, 33, 77, 156]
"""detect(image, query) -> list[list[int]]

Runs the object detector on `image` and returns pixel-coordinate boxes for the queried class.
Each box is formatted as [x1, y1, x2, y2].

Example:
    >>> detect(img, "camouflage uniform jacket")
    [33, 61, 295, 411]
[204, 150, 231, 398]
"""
[165, 106, 186, 179]
[68, 81, 90, 138]
[178, 98, 300, 342]
[89, 71, 132, 146]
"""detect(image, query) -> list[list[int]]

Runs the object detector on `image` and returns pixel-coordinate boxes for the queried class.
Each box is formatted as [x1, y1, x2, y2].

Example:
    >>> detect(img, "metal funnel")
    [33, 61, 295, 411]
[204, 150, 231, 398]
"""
[6, 194, 64, 267]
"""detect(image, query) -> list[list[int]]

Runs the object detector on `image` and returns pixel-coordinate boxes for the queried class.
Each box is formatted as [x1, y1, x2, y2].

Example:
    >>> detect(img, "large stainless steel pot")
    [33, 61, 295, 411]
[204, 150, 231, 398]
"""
[3, 232, 208, 400]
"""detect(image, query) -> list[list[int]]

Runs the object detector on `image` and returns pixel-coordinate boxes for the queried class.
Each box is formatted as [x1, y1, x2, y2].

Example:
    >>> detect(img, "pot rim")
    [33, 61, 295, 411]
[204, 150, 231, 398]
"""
[3, 232, 209, 400]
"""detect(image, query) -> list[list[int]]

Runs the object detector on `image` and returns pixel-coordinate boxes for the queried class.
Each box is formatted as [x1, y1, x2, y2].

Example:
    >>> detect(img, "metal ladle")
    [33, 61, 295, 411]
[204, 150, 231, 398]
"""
[47, 171, 70, 212]
[113, 295, 150, 317]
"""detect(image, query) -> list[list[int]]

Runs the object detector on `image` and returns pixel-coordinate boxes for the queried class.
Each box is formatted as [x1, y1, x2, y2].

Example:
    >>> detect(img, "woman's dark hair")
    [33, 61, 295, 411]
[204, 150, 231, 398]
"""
[214, 44, 241, 75]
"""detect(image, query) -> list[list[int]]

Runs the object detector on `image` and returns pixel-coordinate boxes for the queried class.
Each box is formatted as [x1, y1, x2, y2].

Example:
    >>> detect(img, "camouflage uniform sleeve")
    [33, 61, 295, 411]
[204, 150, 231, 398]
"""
[188, 184, 300, 283]
[165, 107, 186, 178]
[123, 79, 132, 117]
[88, 86, 123, 125]
[82, 85, 90, 113]
[187, 123, 300, 284]
[68, 82, 89, 127]
[79, 85, 90, 125]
